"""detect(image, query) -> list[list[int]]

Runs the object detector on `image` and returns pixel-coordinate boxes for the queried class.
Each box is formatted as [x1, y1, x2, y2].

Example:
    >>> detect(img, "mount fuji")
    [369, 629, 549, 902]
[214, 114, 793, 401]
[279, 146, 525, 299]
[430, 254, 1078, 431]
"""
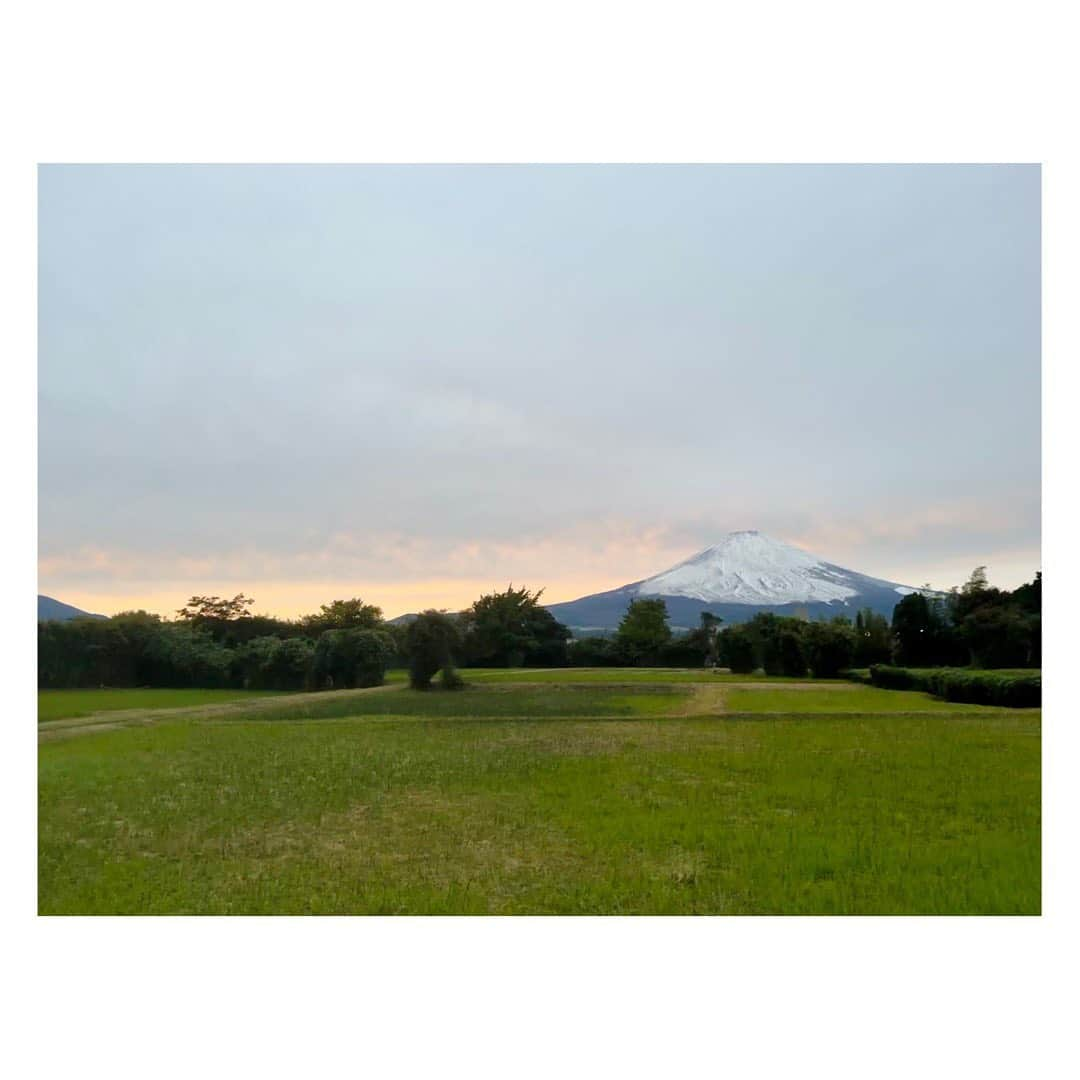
[545, 531, 921, 633]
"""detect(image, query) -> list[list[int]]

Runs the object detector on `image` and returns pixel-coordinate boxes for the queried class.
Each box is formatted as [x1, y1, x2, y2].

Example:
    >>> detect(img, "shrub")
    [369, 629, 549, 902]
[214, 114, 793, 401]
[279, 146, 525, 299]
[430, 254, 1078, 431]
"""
[868, 665, 919, 690]
[869, 665, 1041, 707]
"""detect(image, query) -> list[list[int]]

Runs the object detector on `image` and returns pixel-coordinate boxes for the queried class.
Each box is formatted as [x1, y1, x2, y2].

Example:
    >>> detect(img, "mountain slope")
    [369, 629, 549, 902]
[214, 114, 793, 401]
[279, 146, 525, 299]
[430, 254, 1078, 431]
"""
[545, 531, 919, 632]
[38, 595, 106, 622]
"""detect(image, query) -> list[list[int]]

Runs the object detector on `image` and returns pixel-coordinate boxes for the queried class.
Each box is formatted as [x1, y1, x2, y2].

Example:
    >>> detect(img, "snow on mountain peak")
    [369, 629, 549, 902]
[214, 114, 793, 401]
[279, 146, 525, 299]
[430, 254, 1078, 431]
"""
[634, 531, 869, 606]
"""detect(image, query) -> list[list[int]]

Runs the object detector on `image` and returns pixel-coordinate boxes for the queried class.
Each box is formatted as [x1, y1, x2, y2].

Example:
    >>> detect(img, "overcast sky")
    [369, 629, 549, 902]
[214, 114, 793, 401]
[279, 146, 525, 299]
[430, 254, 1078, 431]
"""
[39, 165, 1040, 618]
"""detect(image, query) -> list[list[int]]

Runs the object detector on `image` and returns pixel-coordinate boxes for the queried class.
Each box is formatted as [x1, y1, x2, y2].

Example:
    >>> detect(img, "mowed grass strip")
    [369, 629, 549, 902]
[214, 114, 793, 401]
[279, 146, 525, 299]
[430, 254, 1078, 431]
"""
[219, 684, 689, 721]
[466, 667, 807, 685]
[39, 707, 1040, 915]
[38, 687, 292, 723]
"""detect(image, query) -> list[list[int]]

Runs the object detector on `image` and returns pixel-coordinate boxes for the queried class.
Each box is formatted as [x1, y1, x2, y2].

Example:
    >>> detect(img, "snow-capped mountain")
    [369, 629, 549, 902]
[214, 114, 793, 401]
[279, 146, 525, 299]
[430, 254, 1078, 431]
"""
[545, 531, 921, 633]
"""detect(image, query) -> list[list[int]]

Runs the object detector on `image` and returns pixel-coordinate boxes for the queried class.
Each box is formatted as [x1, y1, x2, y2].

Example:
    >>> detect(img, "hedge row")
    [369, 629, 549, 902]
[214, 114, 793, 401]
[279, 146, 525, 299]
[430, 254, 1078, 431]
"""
[868, 665, 1041, 708]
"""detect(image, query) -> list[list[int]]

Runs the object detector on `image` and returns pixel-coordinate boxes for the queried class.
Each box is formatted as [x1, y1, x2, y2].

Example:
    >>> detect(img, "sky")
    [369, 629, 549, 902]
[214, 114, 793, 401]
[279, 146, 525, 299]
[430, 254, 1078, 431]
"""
[38, 165, 1041, 619]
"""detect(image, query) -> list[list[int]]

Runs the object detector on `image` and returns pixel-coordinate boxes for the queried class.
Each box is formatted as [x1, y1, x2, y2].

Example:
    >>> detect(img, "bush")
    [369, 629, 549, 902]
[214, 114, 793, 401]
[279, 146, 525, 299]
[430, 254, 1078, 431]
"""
[868, 664, 919, 690]
[869, 665, 1041, 707]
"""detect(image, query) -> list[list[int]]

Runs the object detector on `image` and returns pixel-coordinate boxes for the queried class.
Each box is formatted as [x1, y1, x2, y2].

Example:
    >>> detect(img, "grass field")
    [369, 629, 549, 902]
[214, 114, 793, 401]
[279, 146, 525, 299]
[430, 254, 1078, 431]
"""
[37, 687, 290, 723]
[724, 685, 1015, 714]
[38, 669, 1040, 915]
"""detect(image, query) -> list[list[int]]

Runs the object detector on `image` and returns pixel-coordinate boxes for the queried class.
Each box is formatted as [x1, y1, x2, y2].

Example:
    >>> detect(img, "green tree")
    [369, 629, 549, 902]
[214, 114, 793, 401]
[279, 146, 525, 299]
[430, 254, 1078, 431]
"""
[265, 637, 316, 689]
[763, 628, 807, 677]
[720, 625, 757, 674]
[461, 585, 568, 667]
[852, 609, 892, 667]
[312, 628, 394, 689]
[144, 622, 233, 687]
[1011, 571, 1041, 614]
[566, 636, 622, 667]
[177, 594, 255, 625]
[804, 618, 855, 678]
[963, 566, 989, 595]
[232, 636, 282, 689]
[301, 598, 384, 634]
[233, 635, 315, 690]
[891, 592, 947, 666]
[405, 611, 462, 690]
[615, 598, 672, 665]
[700, 612, 723, 666]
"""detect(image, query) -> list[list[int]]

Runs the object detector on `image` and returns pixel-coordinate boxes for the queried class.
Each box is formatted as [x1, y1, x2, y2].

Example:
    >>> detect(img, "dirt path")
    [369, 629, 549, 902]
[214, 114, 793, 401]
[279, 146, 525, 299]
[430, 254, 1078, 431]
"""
[669, 684, 729, 716]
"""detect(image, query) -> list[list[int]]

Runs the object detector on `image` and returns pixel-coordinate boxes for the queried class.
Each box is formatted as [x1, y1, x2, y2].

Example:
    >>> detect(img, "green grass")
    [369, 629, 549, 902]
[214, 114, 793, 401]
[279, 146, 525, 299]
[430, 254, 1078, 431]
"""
[218, 684, 688, 722]
[726, 685, 1012, 714]
[37, 687, 290, 723]
[465, 667, 805, 684]
[38, 673, 1040, 915]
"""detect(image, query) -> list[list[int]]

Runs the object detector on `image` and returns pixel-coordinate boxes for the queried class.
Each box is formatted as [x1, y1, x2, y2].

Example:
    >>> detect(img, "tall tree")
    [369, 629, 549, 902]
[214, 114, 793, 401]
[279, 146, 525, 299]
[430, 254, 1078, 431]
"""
[852, 608, 891, 666]
[461, 585, 568, 667]
[405, 611, 462, 690]
[699, 612, 723, 667]
[891, 592, 949, 666]
[615, 598, 672, 665]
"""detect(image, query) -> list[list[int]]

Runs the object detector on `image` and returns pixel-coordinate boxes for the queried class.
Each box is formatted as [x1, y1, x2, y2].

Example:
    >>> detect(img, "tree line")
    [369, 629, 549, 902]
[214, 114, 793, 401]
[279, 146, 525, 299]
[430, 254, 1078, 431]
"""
[38, 568, 1040, 691]
[36, 587, 571, 691]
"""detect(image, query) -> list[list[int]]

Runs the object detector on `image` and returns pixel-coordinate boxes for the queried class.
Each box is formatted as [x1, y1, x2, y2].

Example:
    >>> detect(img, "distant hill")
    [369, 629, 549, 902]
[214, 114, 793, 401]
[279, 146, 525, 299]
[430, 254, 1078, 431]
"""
[545, 531, 927, 634]
[38, 595, 106, 622]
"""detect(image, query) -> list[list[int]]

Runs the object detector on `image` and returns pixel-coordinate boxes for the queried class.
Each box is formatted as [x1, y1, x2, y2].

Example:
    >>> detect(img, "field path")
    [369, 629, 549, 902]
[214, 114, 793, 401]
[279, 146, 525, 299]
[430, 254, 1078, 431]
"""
[673, 684, 729, 716]
[37, 683, 403, 741]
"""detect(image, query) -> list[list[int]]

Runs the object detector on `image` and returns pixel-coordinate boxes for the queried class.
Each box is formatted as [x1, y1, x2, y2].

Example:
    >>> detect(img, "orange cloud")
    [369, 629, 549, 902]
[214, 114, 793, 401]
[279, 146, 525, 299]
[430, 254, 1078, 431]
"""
[38, 522, 698, 618]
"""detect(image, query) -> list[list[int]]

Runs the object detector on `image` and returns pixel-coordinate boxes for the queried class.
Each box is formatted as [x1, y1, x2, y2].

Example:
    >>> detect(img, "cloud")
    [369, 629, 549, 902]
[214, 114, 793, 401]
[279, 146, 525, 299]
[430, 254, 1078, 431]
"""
[38, 165, 1040, 612]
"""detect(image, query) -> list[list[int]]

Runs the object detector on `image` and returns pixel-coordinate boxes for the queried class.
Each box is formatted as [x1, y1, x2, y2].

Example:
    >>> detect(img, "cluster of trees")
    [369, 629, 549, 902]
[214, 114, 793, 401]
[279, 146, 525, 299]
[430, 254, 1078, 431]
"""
[38, 567, 1041, 690]
[573, 568, 1040, 676]
[718, 613, 858, 677]
[37, 586, 571, 692]
[891, 568, 1040, 668]
[38, 595, 402, 691]
[560, 599, 861, 676]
